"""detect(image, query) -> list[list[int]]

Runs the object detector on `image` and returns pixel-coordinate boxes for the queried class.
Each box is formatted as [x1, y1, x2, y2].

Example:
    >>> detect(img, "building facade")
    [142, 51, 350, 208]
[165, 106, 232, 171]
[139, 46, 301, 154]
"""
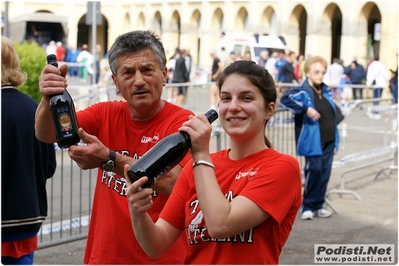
[2, 1, 398, 71]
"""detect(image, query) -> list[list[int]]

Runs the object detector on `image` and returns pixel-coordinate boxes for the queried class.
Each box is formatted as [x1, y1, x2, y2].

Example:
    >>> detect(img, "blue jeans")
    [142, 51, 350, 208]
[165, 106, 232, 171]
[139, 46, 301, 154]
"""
[373, 87, 383, 105]
[302, 141, 335, 212]
[2, 252, 34, 265]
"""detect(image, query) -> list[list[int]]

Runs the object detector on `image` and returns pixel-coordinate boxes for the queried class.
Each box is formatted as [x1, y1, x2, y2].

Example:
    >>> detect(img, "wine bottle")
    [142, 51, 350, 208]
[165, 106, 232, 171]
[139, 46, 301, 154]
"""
[128, 109, 218, 188]
[47, 54, 80, 148]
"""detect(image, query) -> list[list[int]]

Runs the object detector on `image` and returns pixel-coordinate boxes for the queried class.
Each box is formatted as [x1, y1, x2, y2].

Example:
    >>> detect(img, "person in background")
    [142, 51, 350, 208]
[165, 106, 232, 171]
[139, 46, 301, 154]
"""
[300, 54, 310, 81]
[125, 60, 302, 264]
[55, 41, 65, 61]
[366, 55, 389, 105]
[258, 50, 269, 68]
[183, 48, 193, 106]
[94, 44, 102, 84]
[219, 47, 229, 69]
[1, 36, 57, 265]
[235, 51, 243, 61]
[277, 51, 298, 84]
[26, 24, 39, 43]
[323, 58, 344, 101]
[34, 30, 193, 264]
[76, 44, 94, 83]
[222, 50, 235, 70]
[209, 50, 223, 110]
[280, 56, 341, 221]
[344, 60, 366, 100]
[389, 54, 398, 103]
[184, 48, 193, 80]
[276, 51, 297, 99]
[294, 54, 304, 83]
[228, 51, 237, 63]
[45, 40, 57, 55]
[274, 50, 287, 81]
[244, 51, 252, 61]
[265, 51, 278, 80]
[166, 50, 179, 103]
[65, 45, 81, 78]
[173, 49, 190, 107]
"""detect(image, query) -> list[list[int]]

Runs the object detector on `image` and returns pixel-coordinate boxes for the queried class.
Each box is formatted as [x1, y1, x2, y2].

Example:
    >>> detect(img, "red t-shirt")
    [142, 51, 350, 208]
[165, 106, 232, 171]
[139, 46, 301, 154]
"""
[78, 101, 193, 264]
[160, 148, 302, 264]
[56, 46, 65, 61]
[2, 236, 37, 258]
[294, 63, 301, 81]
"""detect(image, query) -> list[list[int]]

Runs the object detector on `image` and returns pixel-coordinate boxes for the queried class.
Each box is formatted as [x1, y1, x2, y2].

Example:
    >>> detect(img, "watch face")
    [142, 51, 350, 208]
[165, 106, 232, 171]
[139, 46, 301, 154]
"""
[103, 160, 114, 171]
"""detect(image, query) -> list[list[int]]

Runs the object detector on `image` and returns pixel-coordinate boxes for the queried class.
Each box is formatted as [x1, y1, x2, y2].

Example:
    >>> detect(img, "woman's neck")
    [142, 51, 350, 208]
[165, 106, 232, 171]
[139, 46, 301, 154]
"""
[308, 79, 322, 88]
[228, 137, 267, 160]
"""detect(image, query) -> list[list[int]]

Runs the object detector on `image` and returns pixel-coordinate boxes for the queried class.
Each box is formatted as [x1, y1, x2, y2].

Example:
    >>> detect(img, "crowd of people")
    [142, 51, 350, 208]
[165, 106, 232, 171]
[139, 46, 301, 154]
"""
[214, 47, 396, 106]
[214, 49, 306, 103]
[42, 40, 102, 84]
[42, 37, 396, 109]
[165, 47, 193, 106]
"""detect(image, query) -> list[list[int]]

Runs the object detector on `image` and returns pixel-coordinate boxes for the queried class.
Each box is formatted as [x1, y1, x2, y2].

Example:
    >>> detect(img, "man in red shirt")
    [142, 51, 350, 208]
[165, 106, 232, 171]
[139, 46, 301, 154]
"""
[34, 30, 193, 264]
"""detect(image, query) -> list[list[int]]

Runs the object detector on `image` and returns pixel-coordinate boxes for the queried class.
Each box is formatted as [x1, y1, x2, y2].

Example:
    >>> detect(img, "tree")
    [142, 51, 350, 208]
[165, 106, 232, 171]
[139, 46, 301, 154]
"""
[14, 41, 47, 103]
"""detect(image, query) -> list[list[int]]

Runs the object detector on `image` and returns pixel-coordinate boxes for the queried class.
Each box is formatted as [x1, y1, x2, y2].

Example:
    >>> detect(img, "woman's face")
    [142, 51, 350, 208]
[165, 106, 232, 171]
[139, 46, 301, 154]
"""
[306, 62, 326, 86]
[218, 74, 274, 142]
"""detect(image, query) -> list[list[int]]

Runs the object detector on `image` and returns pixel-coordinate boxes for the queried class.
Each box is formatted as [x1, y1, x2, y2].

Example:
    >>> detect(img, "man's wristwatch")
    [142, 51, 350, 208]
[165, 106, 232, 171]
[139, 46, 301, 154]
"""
[101, 150, 116, 171]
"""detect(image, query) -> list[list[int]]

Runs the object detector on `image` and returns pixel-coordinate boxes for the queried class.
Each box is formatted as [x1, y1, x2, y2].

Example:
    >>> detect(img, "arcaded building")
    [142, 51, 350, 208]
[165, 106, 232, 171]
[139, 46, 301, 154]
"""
[2, 1, 398, 71]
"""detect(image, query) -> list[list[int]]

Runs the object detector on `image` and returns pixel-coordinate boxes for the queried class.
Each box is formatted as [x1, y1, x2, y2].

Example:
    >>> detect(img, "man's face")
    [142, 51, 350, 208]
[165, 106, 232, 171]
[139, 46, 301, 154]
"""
[289, 53, 296, 62]
[112, 49, 167, 111]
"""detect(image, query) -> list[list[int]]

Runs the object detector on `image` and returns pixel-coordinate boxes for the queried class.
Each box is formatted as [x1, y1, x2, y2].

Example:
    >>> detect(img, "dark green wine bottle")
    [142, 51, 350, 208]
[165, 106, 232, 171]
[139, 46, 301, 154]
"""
[47, 54, 80, 148]
[128, 109, 218, 188]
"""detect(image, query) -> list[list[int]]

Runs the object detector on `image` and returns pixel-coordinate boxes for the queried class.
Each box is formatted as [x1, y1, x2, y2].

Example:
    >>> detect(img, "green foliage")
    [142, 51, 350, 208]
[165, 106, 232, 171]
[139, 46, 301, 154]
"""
[14, 41, 47, 103]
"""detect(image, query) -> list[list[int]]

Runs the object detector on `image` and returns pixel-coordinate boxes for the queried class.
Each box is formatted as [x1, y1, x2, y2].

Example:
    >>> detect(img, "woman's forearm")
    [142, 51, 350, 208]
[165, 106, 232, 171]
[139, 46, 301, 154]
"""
[35, 99, 57, 143]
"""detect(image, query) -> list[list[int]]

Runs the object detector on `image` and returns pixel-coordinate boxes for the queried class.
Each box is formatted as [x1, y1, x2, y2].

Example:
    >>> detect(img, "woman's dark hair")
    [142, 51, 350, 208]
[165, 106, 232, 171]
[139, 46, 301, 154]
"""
[216, 60, 276, 148]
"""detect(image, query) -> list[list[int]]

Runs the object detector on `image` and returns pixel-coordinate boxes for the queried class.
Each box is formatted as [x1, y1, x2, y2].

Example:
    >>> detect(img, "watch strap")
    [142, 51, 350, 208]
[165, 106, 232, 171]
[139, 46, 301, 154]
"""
[108, 149, 116, 161]
[101, 149, 116, 171]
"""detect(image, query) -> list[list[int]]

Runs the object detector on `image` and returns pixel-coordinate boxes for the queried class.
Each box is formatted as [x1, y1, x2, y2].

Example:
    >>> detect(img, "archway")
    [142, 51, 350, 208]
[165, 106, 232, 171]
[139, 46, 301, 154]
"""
[137, 12, 145, 31]
[235, 7, 247, 32]
[77, 13, 109, 54]
[298, 7, 307, 56]
[289, 5, 307, 56]
[189, 9, 201, 65]
[152, 11, 162, 36]
[365, 3, 382, 60]
[23, 11, 67, 45]
[170, 10, 181, 50]
[330, 6, 342, 62]
[210, 7, 223, 46]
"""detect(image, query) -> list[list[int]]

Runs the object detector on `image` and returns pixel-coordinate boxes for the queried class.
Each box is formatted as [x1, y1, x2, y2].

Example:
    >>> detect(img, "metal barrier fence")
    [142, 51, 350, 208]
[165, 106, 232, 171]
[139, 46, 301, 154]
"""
[326, 98, 398, 213]
[37, 81, 397, 249]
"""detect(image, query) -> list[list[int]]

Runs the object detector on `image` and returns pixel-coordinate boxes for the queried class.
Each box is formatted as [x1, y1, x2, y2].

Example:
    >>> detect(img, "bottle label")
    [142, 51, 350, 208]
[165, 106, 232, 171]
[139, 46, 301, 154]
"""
[56, 107, 75, 137]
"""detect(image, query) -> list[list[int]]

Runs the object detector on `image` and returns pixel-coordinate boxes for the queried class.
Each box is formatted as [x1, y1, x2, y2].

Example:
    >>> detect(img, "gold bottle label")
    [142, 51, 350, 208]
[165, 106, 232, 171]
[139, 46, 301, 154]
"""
[59, 113, 72, 131]
[56, 107, 75, 138]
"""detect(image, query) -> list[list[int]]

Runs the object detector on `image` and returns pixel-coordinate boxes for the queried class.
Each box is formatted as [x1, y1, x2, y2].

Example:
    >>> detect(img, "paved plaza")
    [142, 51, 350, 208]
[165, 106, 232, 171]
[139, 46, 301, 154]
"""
[33, 160, 397, 265]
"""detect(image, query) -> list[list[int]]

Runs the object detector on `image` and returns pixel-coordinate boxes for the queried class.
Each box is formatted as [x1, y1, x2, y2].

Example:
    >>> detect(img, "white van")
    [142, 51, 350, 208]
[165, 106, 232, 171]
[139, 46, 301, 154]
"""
[217, 32, 289, 63]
